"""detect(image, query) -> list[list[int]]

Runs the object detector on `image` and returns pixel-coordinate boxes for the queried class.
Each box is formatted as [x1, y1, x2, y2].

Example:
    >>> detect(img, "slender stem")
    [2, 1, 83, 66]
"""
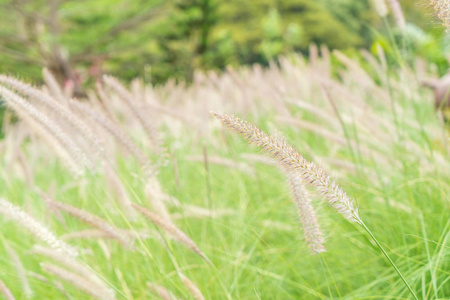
[361, 221, 418, 300]
[318, 254, 333, 299]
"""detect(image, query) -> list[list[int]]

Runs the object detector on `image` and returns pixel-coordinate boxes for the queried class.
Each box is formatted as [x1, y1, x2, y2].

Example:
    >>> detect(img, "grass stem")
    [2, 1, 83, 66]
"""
[360, 221, 418, 300]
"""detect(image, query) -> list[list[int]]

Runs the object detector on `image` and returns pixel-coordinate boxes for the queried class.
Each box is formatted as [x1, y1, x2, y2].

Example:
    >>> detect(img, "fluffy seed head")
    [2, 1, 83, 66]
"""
[41, 263, 115, 300]
[178, 273, 205, 300]
[287, 171, 326, 254]
[0, 86, 92, 174]
[0, 198, 78, 257]
[33, 245, 114, 298]
[147, 283, 179, 300]
[45, 197, 132, 247]
[0, 278, 15, 300]
[429, 0, 450, 28]
[386, 0, 406, 30]
[4, 242, 32, 298]
[371, 0, 388, 17]
[132, 203, 211, 264]
[212, 112, 361, 224]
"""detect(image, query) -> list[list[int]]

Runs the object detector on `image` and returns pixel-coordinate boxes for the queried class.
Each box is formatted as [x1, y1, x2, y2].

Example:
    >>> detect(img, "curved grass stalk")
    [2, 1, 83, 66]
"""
[212, 112, 418, 299]
[360, 221, 418, 300]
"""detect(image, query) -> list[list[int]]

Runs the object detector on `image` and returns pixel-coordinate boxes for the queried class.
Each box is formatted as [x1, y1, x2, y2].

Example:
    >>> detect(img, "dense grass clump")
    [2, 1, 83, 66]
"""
[0, 49, 449, 299]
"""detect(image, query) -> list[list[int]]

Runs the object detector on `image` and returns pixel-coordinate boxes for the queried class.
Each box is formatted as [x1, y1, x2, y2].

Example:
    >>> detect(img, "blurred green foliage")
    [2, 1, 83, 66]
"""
[0, 0, 447, 86]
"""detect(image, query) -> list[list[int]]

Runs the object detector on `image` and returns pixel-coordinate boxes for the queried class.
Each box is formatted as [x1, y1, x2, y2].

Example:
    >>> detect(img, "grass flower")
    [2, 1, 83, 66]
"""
[0, 279, 15, 300]
[44, 196, 132, 247]
[212, 112, 418, 299]
[132, 203, 211, 264]
[147, 282, 179, 300]
[429, 0, 450, 28]
[33, 245, 114, 297]
[212, 112, 361, 224]
[4, 242, 32, 298]
[287, 171, 326, 254]
[178, 273, 205, 300]
[0, 198, 78, 257]
[41, 263, 114, 300]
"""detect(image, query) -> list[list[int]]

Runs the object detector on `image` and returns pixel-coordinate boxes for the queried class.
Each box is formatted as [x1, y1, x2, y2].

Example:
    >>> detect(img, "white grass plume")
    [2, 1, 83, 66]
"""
[4, 242, 32, 298]
[371, 0, 388, 17]
[103, 75, 161, 153]
[386, 0, 406, 30]
[287, 171, 326, 254]
[42, 68, 68, 105]
[33, 245, 114, 298]
[44, 196, 132, 247]
[0, 86, 92, 173]
[0, 75, 104, 158]
[429, 0, 450, 28]
[178, 272, 205, 300]
[0, 198, 78, 257]
[212, 112, 361, 224]
[61, 229, 154, 241]
[62, 229, 121, 240]
[68, 98, 154, 177]
[103, 164, 136, 219]
[144, 177, 172, 221]
[0, 278, 15, 300]
[147, 282, 179, 300]
[40, 263, 115, 300]
[14, 112, 83, 175]
[132, 203, 211, 264]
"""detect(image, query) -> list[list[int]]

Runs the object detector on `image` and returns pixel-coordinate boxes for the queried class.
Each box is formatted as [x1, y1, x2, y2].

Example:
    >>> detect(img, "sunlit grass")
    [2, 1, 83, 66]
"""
[0, 51, 449, 299]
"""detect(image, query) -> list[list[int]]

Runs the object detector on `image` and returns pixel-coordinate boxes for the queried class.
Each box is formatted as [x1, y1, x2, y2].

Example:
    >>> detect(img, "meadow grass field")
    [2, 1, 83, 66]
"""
[0, 48, 449, 299]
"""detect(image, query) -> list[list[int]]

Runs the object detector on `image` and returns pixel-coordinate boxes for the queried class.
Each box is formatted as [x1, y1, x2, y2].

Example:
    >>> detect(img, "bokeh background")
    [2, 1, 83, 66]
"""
[0, 0, 448, 91]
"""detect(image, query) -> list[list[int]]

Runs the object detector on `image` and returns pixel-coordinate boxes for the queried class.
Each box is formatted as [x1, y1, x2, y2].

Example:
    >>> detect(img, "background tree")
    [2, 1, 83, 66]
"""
[0, 0, 447, 87]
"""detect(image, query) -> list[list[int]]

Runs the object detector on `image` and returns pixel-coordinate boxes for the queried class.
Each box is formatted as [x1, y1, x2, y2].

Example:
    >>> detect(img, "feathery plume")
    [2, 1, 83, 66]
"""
[144, 177, 171, 221]
[211, 113, 361, 224]
[386, 0, 406, 30]
[68, 98, 154, 177]
[178, 273, 205, 300]
[15, 148, 35, 188]
[429, 0, 450, 28]
[114, 268, 132, 299]
[0, 75, 104, 157]
[4, 242, 32, 298]
[11, 110, 83, 175]
[0, 198, 78, 257]
[44, 197, 132, 247]
[103, 164, 136, 219]
[27, 271, 50, 284]
[33, 245, 114, 298]
[61, 229, 153, 241]
[147, 282, 179, 300]
[41, 263, 115, 300]
[103, 75, 161, 153]
[287, 171, 326, 254]
[95, 82, 119, 121]
[28, 272, 72, 299]
[62, 229, 119, 240]
[42, 68, 69, 105]
[371, 0, 388, 17]
[0, 86, 92, 172]
[0, 279, 15, 300]
[132, 203, 211, 264]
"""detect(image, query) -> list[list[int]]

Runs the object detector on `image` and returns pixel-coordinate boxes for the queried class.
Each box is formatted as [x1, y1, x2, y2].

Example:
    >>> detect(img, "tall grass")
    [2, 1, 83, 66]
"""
[0, 47, 449, 299]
